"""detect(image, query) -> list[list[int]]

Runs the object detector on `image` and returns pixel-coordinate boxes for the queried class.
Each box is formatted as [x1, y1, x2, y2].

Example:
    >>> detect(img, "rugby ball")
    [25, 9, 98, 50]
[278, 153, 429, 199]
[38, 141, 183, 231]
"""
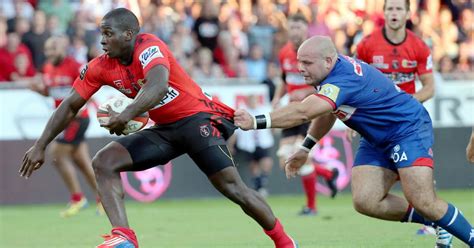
[96, 96, 149, 135]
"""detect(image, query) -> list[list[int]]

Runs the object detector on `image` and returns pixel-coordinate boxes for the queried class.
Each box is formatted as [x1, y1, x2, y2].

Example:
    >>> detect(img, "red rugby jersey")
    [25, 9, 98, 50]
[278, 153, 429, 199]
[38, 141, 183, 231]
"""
[73, 33, 234, 124]
[356, 28, 433, 94]
[43, 56, 88, 117]
[278, 42, 314, 96]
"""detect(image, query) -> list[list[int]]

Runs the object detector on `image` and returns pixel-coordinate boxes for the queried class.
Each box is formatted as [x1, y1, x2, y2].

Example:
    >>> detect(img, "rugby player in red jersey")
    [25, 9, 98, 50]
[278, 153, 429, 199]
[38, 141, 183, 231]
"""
[28, 36, 101, 217]
[20, 8, 298, 248]
[273, 14, 338, 216]
[354, 0, 451, 246]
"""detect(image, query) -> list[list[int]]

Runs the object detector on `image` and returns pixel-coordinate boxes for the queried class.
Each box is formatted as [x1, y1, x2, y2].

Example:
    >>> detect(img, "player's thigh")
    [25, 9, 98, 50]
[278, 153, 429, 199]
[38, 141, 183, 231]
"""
[114, 129, 184, 172]
[352, 139, 398, 201]
[49, 141, 75, 160]
[189, 144, 236, 177]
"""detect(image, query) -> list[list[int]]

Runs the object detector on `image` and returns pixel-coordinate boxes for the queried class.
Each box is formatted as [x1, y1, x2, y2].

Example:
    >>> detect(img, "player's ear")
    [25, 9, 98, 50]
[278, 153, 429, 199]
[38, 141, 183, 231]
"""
[124, 29, 133, 41]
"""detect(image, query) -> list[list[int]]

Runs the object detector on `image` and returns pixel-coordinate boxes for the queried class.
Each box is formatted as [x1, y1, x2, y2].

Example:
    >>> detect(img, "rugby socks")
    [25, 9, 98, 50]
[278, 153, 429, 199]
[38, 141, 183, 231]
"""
[71, 192, 84, 203]
[301, 171, 317, 211]
[315, 165, 333, 181]
[401, 205, 435, 226]
[264, 219, 296, 248]
[112, 227, 139, 248]
[434, 203, 474, 246]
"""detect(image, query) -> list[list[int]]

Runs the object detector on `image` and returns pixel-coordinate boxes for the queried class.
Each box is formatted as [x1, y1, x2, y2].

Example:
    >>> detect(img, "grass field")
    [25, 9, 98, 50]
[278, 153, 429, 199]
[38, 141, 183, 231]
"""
[1, 190, 473, 248]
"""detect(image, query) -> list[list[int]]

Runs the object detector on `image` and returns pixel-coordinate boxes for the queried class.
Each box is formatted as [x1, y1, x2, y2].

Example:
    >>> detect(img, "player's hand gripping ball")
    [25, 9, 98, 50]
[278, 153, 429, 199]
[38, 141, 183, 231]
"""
[96, 96, 149, 135]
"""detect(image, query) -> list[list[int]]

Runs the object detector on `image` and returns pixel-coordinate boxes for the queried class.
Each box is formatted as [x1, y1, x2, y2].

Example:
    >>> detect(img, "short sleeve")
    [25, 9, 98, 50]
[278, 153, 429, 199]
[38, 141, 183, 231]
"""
[316, 82, 350, 110]
[72, 63, 102, 100]
[416, 41, 433, 75]
[136, 39, 170, 75]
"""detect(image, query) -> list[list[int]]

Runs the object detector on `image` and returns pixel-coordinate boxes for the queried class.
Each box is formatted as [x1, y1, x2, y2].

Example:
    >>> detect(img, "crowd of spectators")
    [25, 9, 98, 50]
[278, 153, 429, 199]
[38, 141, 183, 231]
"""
[0, 0, 472, 85]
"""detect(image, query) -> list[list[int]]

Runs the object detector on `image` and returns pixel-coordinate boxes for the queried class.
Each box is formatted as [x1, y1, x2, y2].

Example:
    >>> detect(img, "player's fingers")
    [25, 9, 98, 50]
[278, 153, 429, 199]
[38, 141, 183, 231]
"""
[19, 154, 28, 174]
[25, 162, 37, 178]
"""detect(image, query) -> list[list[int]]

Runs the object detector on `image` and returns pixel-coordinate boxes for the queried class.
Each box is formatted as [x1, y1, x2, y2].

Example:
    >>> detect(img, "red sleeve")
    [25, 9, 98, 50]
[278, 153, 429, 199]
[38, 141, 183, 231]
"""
[72, 61, 102, 100]
[415, 40, 433, 76]
[135, 38, 170, 76]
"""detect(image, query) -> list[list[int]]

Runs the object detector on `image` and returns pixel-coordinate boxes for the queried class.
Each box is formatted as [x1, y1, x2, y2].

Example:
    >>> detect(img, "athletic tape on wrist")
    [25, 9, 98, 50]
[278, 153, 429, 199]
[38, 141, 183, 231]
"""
[255, 114, 271, 129]
[301, 134, 318, 151]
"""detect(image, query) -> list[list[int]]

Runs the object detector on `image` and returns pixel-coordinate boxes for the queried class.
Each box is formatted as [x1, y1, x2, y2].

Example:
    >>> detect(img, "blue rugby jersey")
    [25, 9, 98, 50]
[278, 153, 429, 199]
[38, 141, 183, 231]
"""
[317, 55, 432, 146]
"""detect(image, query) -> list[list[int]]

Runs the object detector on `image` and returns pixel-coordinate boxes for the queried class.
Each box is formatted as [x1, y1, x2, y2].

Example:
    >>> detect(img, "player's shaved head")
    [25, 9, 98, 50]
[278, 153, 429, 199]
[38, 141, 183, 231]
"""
[103, 8, 140, 34]
[297, 36, 338, 85]
[299, 36, 337, 60]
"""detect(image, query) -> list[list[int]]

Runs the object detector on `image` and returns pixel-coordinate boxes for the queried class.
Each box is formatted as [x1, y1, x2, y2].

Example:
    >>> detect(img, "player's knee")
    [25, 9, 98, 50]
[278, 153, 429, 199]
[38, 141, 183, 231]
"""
[352, 194, 374, 215]
[92, 145, 123, 174]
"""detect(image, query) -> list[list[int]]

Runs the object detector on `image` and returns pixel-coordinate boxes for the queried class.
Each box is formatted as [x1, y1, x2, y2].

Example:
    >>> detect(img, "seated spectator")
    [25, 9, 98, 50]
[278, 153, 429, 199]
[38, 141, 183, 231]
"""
[22, 10, 50, 70]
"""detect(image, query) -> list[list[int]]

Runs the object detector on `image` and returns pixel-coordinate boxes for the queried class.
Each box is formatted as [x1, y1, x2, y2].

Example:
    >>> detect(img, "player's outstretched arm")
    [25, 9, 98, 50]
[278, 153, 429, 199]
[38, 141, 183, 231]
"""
[105, 65, 169, 135]
[235, 94, 333, 130]
[19, 89, 87, 178]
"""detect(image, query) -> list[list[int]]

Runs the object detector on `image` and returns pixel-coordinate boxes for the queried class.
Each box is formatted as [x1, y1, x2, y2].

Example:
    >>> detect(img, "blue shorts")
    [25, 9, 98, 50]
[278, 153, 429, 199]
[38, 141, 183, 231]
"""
[353, 127, 434, 172]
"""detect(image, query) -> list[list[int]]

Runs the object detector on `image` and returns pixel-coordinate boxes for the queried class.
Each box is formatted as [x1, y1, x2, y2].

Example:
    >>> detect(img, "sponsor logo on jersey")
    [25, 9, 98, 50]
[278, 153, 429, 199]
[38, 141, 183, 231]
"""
[371, 56, 389, 69]
[426, 54, 433, 70]
[79, 64, 88, 80]
[151, 86, 180, 109]
[391, 144, 408, 163]
[113, 80, 132, 94]
[384, 72, 415, 85]
[319, 84, 340, 103]
[139, 46, 164, 68]
[392, 60, 399, 69]
[200, 124, 210, 137]
[402, 59, 417, 68]
[333, 105, 356, 121]
[282, 59, 293, 70]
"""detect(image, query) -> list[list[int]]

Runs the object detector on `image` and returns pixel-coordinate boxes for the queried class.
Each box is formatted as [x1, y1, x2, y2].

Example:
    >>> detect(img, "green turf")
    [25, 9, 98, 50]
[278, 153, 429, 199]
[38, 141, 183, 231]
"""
[1, 190, 473, 247]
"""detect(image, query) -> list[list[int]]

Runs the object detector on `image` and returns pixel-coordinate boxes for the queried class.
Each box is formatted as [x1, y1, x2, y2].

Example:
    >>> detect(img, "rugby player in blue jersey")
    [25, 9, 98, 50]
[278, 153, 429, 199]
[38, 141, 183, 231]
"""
[235, 36, 474, 247]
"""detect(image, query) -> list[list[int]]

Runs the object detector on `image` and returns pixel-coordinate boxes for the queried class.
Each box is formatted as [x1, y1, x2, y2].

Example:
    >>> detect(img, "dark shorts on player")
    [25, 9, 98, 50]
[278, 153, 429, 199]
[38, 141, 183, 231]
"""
[354, 123, 434, 172]
[115, 112, 237, 176]
[281, 122, 310, 138]
[56, 117, 90, 145]
[240, 146, 271, 162]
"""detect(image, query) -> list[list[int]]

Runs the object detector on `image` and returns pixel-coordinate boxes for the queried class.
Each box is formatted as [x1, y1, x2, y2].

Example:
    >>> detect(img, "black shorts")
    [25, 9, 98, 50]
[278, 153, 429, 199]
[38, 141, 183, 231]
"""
[56, 116, 90, 145]
[240, 146, 271, 162]
[281, 122, 310, 138]
[116, 112, 238, 176]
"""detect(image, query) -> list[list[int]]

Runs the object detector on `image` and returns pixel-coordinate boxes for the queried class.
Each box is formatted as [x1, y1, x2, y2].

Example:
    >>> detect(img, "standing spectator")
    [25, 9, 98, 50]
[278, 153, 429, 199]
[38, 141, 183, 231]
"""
[22, 10, 50, 70]
[192, 0, 220, 52]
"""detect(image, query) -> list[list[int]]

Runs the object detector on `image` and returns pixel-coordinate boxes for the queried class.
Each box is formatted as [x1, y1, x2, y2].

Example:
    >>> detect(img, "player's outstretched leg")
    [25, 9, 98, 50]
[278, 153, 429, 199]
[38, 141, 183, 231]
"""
[193, 144, 297, 247]
[399, 166, 473, 247]
[92, 142, 139, 248]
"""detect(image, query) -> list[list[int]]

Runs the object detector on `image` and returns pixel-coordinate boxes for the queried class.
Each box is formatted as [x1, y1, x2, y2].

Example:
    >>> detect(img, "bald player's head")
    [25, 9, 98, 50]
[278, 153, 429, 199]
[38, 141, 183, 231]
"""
[44, 35, 68, 66]
[297, 36, 338, 86]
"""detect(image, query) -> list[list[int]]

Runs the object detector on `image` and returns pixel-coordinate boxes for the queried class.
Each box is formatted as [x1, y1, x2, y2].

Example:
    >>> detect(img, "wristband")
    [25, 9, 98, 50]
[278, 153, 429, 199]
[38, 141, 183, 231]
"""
[300, 134, 318, 152]
[254, 113, 272, 129]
